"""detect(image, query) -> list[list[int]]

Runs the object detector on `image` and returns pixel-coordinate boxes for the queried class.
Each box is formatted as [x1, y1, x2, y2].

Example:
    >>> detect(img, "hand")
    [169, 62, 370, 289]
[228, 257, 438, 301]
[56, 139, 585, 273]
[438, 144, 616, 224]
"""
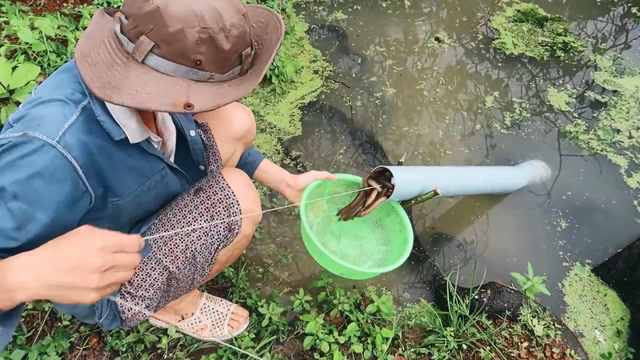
[22, 225, 143, 305]
[281, 171, 337, 204]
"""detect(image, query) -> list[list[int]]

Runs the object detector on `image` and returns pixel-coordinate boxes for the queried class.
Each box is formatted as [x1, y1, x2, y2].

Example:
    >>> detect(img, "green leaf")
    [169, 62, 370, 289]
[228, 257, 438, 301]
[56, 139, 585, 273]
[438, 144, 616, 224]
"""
[257, 307, 268, 315]
[124, 333, 141, 342]
[511, 272, 528, 285]
[320, 341, 330, 353]
[380, 328, 394, 338]
[0, 58, 11, 88]
[539, 285, 551, 296]
[351, 343, 364, 353]
[375, 333, 383, 348]
[10, 349, 27, 360]
[31, 41, 46, 52]
[305, 321, 318, 333]
[16, 28, 35, 43]
[34, 18, 56, 36]
[330, 308, 339, 318]
[167, 326, 177, 336]
[365, 304, 378, 314]
[528, 262, 534, 278]
[11, 81, 37, 102]
[261, 318, 269, 327]
[345, 322, 359, 335]
[303, 336, 315, 350]
[318, 292, 327, 302]
[9, 63, 41, 90]
[333, 348, 344, 360]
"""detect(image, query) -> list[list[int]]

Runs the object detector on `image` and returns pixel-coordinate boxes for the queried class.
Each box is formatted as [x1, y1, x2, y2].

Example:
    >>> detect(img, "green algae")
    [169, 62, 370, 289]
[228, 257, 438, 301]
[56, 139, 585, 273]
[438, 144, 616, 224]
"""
[547, 87, 577, 115]
[489, 2, 586, 61]
[561, 263, 631, 359]
[562, 55, 640, 211]
[242, 7, 331, 165]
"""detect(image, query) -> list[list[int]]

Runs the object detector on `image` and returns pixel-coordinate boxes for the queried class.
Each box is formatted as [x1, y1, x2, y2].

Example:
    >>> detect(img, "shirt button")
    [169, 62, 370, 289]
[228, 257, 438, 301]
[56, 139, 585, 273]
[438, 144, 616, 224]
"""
[189, 130, 196, 137]
[199, 165, 205, 171]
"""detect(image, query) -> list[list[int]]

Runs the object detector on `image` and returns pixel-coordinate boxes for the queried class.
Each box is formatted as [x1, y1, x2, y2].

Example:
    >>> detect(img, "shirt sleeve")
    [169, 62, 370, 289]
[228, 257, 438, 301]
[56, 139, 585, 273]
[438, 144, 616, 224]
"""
[0, 135, 92, 351]
[236, 147, 265, 179]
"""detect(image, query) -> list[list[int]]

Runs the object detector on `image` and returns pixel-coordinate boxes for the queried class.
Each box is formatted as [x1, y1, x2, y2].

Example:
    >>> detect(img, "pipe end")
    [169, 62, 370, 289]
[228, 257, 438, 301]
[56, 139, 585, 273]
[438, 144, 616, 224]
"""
[520, 160, 552, 183]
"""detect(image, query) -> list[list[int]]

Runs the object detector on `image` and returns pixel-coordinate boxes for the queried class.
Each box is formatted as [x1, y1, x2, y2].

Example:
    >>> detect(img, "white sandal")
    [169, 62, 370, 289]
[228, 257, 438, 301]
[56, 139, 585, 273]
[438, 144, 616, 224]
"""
[149, 293, 250, 341]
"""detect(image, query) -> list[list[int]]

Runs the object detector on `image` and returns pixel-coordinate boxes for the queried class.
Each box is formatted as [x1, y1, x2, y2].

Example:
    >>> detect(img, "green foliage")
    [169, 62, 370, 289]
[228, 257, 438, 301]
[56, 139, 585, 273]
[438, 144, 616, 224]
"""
[398, 273, 511, 359]
[0, 57, 40, 124]
[0, 1, 93, 74]
[489, 2, 586, 60]
[511, 262, 551, 299]
[518, 302, 561, 340]
[562, 263, 632, 360]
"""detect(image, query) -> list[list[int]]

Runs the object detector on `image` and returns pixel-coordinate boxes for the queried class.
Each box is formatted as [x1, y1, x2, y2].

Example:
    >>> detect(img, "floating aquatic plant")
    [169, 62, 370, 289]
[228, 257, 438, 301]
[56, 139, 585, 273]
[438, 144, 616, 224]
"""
[547, 86, 577, 115]
[561, 263, 632, 360]
[489, 3, 586, 60]
[563, 55, 640, 195]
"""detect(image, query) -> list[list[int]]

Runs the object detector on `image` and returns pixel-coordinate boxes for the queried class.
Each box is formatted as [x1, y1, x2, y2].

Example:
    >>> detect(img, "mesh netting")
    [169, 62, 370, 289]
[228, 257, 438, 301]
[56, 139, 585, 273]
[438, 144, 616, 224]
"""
[300, 175, 413, 271]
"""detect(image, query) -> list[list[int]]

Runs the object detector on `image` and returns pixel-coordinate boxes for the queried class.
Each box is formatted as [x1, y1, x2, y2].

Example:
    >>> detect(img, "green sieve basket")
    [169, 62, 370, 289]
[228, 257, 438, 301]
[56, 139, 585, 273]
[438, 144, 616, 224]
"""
[299, 173, 414, 280]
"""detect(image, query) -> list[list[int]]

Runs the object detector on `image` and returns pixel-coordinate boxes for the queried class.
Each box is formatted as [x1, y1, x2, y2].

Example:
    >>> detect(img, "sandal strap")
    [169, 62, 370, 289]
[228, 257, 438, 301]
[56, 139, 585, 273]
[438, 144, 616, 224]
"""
[173, 294, 238, 339]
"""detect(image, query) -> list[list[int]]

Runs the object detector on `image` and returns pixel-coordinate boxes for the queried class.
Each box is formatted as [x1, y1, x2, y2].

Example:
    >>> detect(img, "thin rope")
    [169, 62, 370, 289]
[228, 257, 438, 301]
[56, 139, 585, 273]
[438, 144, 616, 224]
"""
[119, 186, 373, 359]
[142, 186, 373, 241]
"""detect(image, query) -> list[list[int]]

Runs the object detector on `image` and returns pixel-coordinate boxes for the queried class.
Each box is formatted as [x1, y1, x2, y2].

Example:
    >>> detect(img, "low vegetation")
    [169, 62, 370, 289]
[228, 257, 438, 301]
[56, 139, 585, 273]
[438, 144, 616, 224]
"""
[2, 262, 584, 360]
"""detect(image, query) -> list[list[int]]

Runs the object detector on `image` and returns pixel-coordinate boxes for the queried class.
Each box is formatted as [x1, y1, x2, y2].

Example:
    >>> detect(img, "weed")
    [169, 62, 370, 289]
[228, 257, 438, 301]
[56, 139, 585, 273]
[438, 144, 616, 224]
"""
[0, 57, 40, 124]
[291, 288, 313, 312]
[511, 262, 551, 299]
[489, 2, 586, 60]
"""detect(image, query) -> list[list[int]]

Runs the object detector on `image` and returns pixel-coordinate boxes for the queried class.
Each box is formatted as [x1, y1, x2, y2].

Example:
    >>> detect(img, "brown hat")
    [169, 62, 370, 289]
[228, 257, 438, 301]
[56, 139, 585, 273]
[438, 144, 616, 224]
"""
[74, 0, 284, 113]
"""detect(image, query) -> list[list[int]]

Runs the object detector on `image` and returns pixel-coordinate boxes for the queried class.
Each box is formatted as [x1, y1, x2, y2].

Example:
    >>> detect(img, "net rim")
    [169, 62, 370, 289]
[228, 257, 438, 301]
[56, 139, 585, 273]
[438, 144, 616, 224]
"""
[299, 173, 414, 273]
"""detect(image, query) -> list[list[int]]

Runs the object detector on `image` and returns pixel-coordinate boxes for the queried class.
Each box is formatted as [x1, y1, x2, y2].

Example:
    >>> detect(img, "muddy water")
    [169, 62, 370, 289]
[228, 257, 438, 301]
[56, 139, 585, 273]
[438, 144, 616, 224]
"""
[245, 0, 640, 314]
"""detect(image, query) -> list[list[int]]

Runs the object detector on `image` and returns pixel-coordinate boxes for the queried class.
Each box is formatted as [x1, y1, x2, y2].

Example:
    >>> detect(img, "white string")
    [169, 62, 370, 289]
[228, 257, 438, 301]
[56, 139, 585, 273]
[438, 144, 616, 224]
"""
[142, 186, 373, 241]
[120, 186, 373, 359]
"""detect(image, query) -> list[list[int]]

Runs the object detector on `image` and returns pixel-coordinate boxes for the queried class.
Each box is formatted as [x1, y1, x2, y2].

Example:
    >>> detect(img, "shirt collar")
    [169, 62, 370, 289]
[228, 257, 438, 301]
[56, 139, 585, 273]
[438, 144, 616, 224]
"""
[104, 102, 155, 144]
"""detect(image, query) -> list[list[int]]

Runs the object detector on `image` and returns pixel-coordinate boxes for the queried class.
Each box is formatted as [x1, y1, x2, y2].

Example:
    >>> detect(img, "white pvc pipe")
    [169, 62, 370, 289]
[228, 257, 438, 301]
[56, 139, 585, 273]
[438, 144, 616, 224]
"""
[374, 160, 551, 201]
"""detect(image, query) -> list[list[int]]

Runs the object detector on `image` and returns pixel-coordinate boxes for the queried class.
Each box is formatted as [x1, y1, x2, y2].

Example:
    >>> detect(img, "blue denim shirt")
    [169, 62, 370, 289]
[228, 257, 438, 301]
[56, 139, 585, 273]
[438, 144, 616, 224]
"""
[0, 60, 265, 351]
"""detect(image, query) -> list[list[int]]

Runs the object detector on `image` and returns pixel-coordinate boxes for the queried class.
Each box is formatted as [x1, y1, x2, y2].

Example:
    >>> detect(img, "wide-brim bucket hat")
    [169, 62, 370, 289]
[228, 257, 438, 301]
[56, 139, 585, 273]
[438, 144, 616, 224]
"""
[74, 0, 284, 113]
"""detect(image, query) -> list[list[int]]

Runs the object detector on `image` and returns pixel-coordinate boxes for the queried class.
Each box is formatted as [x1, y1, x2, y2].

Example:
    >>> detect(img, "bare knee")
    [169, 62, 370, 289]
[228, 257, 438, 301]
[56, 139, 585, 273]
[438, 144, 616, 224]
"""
[198, 102, 256, 149]
[221, 168, 261, 239]
[229, 103, 256, 149]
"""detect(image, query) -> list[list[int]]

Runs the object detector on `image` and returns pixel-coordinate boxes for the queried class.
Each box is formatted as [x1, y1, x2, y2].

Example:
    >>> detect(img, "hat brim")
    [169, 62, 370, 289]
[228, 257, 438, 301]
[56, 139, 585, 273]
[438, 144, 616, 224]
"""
[74, 6, 284, 113]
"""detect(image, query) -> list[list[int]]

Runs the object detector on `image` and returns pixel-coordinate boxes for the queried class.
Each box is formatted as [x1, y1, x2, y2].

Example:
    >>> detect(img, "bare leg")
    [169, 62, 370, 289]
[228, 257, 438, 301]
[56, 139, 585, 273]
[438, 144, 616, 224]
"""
[151, 103, 261, 334]
[194, 102, 257, 168]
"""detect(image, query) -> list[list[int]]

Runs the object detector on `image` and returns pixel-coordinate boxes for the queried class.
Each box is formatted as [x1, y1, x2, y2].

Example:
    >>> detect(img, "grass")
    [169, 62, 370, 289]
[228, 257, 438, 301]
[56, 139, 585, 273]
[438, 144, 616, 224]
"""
[2, 262, 585, 360]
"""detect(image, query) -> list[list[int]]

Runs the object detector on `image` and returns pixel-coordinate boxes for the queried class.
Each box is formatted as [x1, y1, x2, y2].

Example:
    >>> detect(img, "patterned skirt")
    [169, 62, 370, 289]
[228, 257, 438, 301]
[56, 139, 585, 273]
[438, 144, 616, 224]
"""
[114, 121, 242, 329]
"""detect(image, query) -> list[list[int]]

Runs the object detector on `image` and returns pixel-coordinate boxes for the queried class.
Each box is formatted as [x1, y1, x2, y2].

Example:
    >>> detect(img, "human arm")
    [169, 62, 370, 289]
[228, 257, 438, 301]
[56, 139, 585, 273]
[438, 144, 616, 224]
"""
[0, 136, 142, 349]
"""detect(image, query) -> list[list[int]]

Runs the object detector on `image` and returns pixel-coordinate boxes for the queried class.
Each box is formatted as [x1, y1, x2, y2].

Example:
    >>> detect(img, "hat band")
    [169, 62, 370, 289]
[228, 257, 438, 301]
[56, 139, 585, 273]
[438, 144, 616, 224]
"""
[113, 15, 254, 83]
